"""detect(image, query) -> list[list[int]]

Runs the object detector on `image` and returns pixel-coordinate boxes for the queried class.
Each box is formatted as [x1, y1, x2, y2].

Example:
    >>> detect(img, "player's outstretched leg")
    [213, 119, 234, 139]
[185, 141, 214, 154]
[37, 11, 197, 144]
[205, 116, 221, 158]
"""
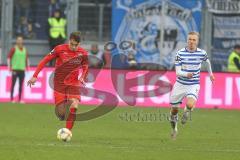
[169, 107, 179, 140]
[181, 97, 195, 125]
[55, 99, 78, 130]
[55, 100, 73, 120]
[65, 98, 78, 130]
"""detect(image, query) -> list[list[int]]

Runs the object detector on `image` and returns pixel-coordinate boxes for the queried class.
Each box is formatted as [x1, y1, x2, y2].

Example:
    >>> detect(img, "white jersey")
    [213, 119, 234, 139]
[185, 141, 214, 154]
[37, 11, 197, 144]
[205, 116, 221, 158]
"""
[175, 47, 208, 85]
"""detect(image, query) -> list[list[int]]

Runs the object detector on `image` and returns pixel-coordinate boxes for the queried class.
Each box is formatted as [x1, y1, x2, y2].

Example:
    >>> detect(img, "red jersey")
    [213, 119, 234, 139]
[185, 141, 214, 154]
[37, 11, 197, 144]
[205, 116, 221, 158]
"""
[33, 44, 88, 86]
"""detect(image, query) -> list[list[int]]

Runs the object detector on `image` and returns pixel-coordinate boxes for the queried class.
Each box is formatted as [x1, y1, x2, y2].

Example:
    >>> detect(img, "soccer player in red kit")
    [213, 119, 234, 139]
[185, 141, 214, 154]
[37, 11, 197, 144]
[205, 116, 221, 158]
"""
[27, 31, 88, 131]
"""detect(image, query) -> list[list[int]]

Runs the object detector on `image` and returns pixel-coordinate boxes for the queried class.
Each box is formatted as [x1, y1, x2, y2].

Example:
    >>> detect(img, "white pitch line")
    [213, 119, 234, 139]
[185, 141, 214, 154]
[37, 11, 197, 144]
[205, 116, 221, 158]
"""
[35, 143, 240, 153]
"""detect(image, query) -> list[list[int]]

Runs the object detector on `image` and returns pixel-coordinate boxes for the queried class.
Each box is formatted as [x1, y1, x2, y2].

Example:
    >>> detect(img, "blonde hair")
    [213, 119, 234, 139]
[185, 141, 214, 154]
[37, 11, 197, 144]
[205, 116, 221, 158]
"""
[188, 31, 199, 38]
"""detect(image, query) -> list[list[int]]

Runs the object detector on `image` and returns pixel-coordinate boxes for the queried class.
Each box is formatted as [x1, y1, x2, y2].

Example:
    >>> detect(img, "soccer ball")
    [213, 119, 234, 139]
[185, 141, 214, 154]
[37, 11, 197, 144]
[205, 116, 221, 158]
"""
[57, 128, 72, 142]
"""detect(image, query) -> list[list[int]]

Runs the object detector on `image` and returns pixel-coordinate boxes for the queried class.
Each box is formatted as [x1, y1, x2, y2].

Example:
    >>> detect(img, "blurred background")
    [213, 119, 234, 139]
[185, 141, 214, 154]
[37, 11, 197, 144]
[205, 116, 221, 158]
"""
[0, 1, 239, 159]
[0, 0, 239, 72]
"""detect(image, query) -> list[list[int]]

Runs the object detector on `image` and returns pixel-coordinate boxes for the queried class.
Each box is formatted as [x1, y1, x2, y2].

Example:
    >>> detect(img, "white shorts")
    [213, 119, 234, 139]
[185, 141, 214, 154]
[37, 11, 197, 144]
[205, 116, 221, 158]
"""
[169, 82, 200, 106]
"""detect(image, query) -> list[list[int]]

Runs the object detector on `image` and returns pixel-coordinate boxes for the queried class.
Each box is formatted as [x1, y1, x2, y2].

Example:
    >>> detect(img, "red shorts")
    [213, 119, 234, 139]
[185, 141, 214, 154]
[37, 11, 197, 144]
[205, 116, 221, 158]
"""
[54, 86, 81, 105]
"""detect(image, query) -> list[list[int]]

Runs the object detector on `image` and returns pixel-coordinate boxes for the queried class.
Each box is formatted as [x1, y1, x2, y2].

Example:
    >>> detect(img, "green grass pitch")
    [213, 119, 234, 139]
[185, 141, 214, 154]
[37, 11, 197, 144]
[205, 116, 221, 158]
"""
[0, 103, 239, 160]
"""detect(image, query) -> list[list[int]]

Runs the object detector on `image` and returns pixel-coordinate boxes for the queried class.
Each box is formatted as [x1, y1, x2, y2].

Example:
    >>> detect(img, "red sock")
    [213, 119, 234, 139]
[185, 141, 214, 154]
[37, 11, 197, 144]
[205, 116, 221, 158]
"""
[66, 108, 76, 130]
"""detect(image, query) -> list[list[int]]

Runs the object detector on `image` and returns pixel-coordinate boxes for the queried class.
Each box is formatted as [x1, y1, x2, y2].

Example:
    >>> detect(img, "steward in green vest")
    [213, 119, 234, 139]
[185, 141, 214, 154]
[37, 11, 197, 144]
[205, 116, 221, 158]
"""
[48, 16, 66, 39]
[228, 44, 240, 72]
[48, 9, 66, 66]
[7, 35, 29, 103]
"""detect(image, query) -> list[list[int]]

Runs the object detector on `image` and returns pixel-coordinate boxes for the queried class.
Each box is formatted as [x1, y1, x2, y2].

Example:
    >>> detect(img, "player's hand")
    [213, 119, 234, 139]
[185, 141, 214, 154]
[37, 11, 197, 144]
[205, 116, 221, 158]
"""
[186, 73, 193, 79]
[210, 74, 215, 83]
[79, 77, 86, 87]
[27, 77, 37, 88]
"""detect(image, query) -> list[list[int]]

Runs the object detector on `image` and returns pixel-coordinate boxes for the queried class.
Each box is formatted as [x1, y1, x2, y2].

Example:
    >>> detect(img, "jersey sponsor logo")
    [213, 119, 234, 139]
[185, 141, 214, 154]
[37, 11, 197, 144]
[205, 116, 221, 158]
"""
[182, 64, 199, 70]
[69, 56, 83, 65]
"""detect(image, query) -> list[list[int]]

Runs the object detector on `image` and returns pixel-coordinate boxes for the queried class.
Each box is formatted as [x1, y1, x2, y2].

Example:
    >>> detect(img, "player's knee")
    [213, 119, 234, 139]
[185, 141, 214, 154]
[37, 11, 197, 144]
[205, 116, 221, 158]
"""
[55, 101, 71, 120]
[186, 102, 195, 109]
[170, 103, 180, 113]
[186, 97, 196, 109]
[69, 98, 79, 109]
[55, 106, 65, 121]
[171, 107, 179, 115]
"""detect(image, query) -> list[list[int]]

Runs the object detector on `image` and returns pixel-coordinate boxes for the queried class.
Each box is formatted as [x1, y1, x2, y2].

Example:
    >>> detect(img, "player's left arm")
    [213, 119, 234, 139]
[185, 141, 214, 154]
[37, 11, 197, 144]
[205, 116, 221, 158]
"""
[79, 51, 89, 85]
[27, 49, 58, 87]
[203, 53, 215, 82]
[26, 51, 30, 70]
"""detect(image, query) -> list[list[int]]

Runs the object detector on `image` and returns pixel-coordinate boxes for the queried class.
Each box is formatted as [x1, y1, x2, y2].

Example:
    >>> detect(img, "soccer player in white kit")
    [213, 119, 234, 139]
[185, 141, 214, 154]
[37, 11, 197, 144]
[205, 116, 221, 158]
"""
[169, 32, 215, 139]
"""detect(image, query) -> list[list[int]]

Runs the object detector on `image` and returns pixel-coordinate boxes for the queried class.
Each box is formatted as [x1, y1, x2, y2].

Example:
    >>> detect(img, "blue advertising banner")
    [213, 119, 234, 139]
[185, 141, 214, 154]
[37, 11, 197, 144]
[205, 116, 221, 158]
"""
[206, 0, 240, 14]
[212, 15, 240, 49]
[112, 0, 203, 69]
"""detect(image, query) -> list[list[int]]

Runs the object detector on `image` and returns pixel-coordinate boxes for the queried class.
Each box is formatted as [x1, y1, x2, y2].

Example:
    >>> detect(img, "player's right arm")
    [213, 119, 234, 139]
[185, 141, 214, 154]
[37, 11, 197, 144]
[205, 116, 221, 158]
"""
[175, 52, 193, 78]
[27, 49, 58, 87]
[203, 51, 215, 82]
[176, 66, 193, 78]
[7, 47, 15, 71]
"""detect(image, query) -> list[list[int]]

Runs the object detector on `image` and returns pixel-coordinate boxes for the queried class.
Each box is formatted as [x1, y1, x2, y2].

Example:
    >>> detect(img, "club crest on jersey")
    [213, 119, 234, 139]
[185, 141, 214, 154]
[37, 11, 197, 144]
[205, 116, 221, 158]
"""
[49, 49, 55, 55]
[175, 56, 180, 62]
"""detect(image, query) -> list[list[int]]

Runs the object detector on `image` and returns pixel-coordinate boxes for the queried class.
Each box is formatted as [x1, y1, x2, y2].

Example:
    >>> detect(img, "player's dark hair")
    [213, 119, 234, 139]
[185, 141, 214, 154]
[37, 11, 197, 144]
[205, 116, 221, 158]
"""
[70, 31, 81, 43]
[16, 35, 24, 39]
[234, 44, 240, 49]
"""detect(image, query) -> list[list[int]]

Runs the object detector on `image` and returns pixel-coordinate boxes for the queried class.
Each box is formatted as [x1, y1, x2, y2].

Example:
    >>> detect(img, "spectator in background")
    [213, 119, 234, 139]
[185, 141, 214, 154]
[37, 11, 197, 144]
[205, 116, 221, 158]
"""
[228, 44, 240, 72]
[127, 51, 137, 69]
[49, 0, 67, 17]
[103, 50, 111, 68]
[16, 16, 36, 39]
[126, 42, 137, 69]
[29, 0, 41, 29]
[48, 0, 61, 17]
[111, 53, 129, 69]
[14, 0, 31, 27]
[111, 41, 138, 69]
[58, 0, 67, 16]
[47, 9, 67, 66]
[89, 44, 104, 68]
[7, 36, 30, 103]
